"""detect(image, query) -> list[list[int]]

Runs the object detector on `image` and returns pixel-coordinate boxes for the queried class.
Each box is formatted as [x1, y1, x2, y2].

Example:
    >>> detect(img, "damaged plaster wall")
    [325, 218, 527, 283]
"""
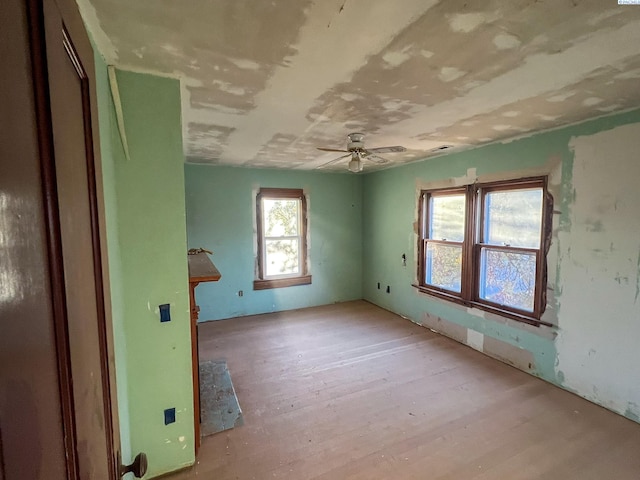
[362, 107, 640, 422]
[556, 122, 640, 420]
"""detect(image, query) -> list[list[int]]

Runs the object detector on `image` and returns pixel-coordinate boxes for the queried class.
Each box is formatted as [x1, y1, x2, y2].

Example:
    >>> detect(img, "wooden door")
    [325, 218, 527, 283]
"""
[0, 0, 121, 478]
[43, 0, 119, 477]
[0, 0, 69, 478]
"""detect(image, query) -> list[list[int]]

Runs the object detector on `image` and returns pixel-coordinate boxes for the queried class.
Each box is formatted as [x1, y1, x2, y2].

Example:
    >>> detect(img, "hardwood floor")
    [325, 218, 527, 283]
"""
[168, 300, 640, 479]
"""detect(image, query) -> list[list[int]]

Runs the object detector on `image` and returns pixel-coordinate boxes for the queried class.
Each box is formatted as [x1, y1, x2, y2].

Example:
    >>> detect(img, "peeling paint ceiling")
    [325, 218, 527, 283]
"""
[81, 0, 640, 171]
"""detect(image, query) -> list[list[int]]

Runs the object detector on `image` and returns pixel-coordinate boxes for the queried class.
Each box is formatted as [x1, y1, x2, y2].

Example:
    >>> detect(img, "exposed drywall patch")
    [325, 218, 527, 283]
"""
[493, 33, 521, 50]
[557, 145, 575, 233]
[415, 167, 477, 191]
[438, 67, 467, 83]
[547, 92, 576, 103]
[220, 0, 438, 165]
[382, 46, 413, 68]
[212, 80, 246, 96]
[466, 329, 484, 352]
[388, 18, 640, 143]
[228, 58, 261, 71]
[420, 312, 467, 344]
[160, 44, 181, 56]
[85, 0, 640, 170]
[417, 305, 553, 381]
[597, 104, 622, 113]
[447, 12, 499, 33]
[340, 92, 361, 102]
[536, 114, 559, 122]
[382, 99, 415, 112]
[484, 336, 535, 373]
[583, 97, 603, 107]
[556, 121, 640, 419]
[188, 123, 235, 144]
[413, 296, 558, 381]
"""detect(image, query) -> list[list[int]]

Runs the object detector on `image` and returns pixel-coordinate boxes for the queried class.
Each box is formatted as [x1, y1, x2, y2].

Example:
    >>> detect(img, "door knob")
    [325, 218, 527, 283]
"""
[120, 452, 148, 478]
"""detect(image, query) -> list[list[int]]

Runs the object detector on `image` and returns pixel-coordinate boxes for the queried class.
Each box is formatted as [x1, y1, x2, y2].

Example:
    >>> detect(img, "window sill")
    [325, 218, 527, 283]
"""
[254, 275, 312, 291]
[411, 284, 552, 327]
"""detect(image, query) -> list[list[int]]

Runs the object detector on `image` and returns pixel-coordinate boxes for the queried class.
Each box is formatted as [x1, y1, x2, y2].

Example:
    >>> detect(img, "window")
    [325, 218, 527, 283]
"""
[254, 188, 311, 290]
[418, 177, 551, 325]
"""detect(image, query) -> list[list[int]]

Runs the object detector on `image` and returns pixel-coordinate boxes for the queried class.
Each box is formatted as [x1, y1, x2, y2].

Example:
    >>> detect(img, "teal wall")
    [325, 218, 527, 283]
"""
[95, 64, 195, 477]
[362, 108, 640, 422]
[184, 165, 363, 321]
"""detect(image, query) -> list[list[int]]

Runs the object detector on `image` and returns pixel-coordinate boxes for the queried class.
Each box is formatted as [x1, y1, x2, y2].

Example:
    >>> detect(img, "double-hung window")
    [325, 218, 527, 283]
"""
[254, 188, 311, 290]
[418, 177, 551, 325]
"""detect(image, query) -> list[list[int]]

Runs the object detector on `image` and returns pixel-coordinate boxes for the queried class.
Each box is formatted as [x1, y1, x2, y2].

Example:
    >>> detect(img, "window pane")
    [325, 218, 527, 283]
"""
[263, 199, 299, 237]
[484, 188, 542, 248]
[479, 248, 536, 312]
[430, 194, 465, 242]
[265, 239, 299, 276]
[425, 243, 462, 293]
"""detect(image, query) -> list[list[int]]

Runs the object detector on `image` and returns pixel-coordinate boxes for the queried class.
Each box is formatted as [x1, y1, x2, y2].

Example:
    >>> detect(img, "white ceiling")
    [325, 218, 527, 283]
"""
[81, 0, 640, 171]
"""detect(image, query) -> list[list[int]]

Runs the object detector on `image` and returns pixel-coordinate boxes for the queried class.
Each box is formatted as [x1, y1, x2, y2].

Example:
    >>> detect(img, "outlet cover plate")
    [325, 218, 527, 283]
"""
[164, 407, 176, 425]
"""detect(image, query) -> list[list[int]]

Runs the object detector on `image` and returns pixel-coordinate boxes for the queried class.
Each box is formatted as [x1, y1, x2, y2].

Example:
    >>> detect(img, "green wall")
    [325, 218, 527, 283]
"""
[362, 108, 640, 422]
[94, 51, 131, 469]
[95, 64, 194, 477]
[184, 165, 363, 321]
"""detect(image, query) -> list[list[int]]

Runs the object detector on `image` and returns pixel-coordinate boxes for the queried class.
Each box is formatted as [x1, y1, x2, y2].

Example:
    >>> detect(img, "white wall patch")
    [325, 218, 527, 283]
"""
[467, 329, 485, 352]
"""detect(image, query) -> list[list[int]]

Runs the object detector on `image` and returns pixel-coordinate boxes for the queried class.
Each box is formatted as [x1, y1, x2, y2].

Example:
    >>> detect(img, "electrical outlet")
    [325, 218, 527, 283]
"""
[159, 304, 171, 322]
[386, 285, 390, 293]
[238, 290, 243, 297]
[164, 408, 176, 425]
[377, 282, 380, 289]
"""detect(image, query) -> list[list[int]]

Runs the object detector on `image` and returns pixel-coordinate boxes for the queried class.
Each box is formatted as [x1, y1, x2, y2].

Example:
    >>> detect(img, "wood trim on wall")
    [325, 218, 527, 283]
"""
[64, 25, 117, 480]
[417, 177, 552, 327]
[253, 275, 312, 290]
[255, 188, 311, 290]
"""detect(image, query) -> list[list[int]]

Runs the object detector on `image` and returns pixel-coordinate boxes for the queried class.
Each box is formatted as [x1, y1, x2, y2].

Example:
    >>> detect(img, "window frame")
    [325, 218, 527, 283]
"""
[417, 177, 552, 326]
[419, 187, 470, 300]
[253, 188, 311, 290]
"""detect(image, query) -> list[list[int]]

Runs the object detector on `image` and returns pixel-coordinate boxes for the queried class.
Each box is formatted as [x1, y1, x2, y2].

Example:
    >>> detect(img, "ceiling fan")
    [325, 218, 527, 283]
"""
[316, 133, 406, 172]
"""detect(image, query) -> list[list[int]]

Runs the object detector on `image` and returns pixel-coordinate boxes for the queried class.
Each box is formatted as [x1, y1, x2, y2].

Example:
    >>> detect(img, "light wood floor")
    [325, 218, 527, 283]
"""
[168, 300, 640, 479]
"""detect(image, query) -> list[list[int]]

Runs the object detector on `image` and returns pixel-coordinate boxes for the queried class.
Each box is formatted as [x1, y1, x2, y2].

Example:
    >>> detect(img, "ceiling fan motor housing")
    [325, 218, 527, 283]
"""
[347, 132, 365, 151]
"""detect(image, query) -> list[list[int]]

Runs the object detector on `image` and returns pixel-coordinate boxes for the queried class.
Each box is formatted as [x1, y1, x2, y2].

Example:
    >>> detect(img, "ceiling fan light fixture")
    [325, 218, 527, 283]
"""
[315, 133, 405, 172]
[348, 157, 363, 173]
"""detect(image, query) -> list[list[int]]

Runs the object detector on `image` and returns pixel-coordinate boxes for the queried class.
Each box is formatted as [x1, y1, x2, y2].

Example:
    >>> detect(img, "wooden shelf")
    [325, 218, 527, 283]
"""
[188, 252, 221, 284]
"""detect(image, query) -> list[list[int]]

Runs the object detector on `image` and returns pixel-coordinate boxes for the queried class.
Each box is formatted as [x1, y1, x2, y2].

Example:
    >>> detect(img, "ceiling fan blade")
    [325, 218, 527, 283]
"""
[315, 153, 352, 169]
[366, 145, 406, 154]
[316, 147, 349, 153]
[365, 154, 390, 164]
